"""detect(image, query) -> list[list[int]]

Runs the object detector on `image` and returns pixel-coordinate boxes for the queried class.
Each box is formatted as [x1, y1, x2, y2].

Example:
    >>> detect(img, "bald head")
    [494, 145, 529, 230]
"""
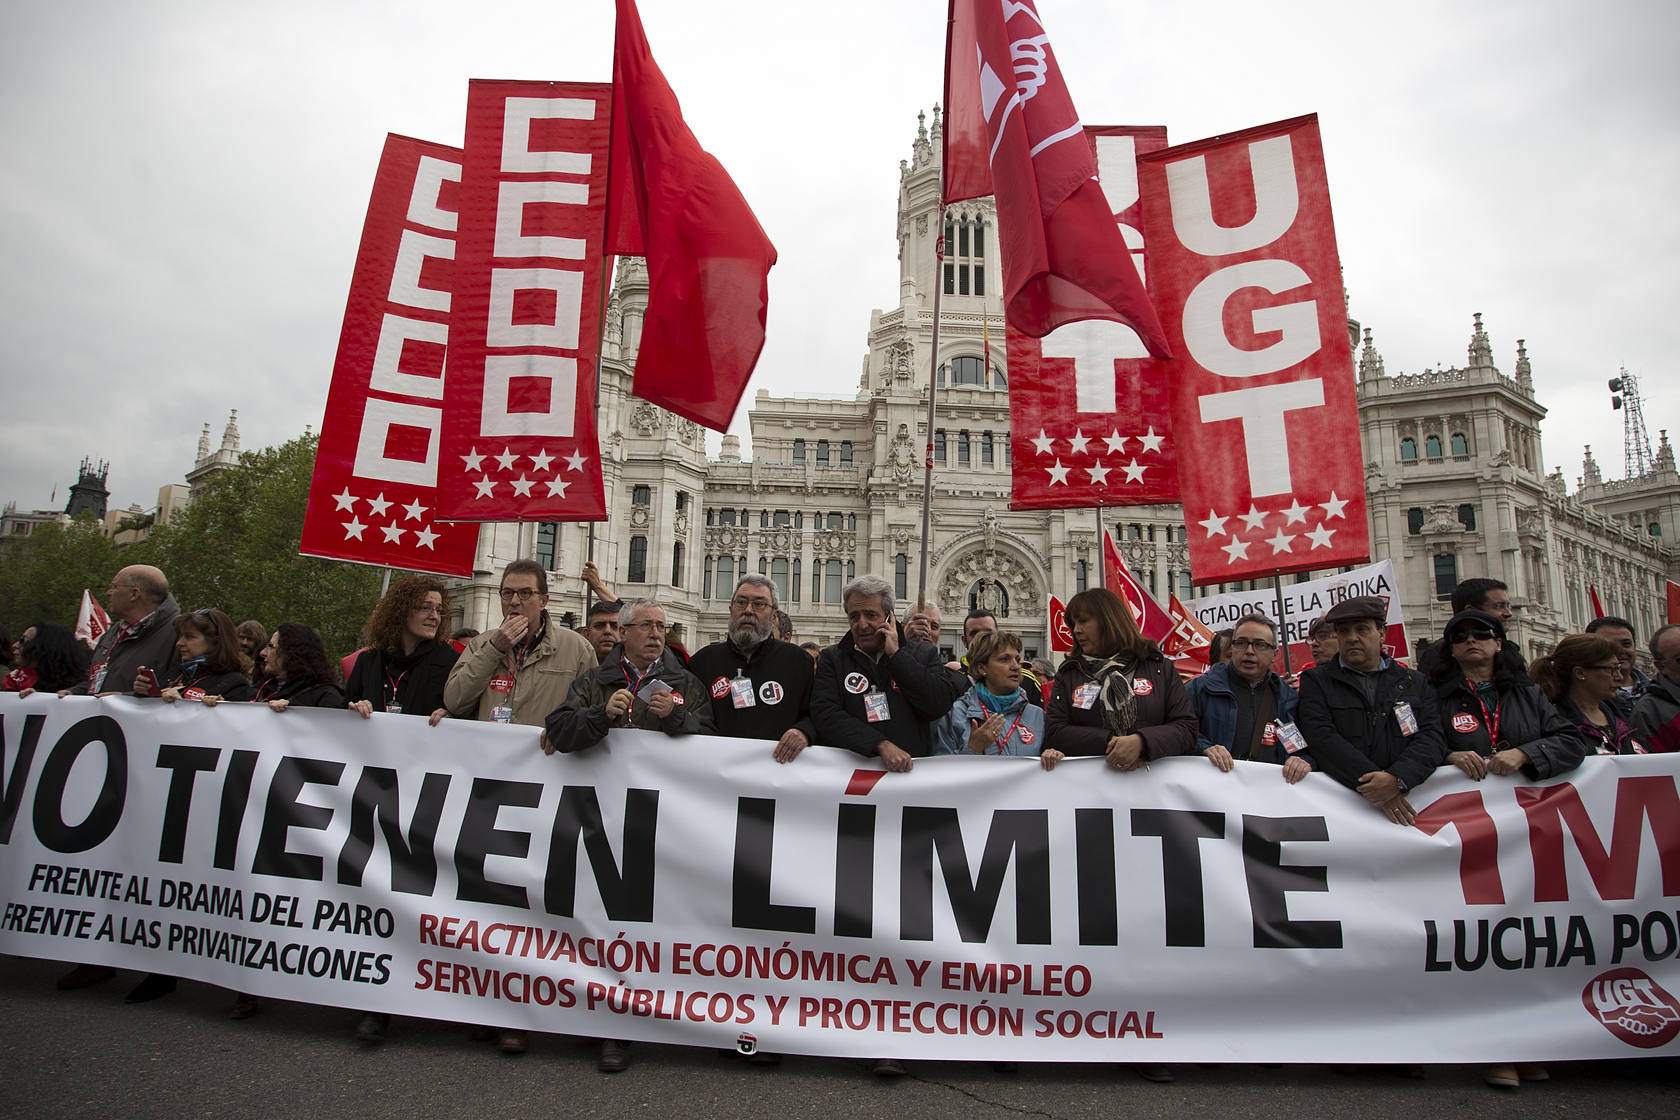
[108, 564, 168, 624]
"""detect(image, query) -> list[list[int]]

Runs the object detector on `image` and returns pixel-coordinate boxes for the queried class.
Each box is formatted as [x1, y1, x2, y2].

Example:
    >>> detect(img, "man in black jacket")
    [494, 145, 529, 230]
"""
[1297, 595, 1445, 826]
[688, 575, 815, 763]
[61, 564, 180, 697]
[811, 575, 967, 772]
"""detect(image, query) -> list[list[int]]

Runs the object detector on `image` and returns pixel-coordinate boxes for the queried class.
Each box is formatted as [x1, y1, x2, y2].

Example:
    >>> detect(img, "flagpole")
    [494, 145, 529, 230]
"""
[1273, 570, 1292, 674]
[915, 206, 947, 611]
[1096, 501, 1106, 590]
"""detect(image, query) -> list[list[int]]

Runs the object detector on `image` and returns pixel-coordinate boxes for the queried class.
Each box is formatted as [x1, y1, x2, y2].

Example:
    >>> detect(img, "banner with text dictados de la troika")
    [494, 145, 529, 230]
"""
[299, 135, 481, 575]
[437, 81, 612, 522]
[1138, 116, 1369, 583]
[4, 696, 1680, 1061]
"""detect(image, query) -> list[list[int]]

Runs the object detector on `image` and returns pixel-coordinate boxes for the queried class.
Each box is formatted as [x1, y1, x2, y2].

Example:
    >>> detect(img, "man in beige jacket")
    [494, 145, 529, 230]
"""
[446, 559, 596, 727]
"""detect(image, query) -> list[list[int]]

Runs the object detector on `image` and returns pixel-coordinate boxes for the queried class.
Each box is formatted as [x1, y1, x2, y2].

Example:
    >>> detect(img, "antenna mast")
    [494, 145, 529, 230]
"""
[1608, 369, 1654, 478]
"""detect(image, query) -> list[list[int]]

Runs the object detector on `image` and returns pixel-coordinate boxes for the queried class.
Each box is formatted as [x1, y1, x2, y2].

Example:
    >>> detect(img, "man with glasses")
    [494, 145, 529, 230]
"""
[689, 576, 815, 764]
[444, 559, 596, 729]
[1297, 596, 1446, 826]
[1585, 615, 1649, 713]
[1186, 613, 1310, 782]
[61, 565, 180, 697]
[1633, 623, 1680, 753]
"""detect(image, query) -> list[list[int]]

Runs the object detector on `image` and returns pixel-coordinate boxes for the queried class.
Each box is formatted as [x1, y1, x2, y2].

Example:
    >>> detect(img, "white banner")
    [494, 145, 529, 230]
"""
[1184, 558, 1410, 669]
[3, 695, 1679, 1061]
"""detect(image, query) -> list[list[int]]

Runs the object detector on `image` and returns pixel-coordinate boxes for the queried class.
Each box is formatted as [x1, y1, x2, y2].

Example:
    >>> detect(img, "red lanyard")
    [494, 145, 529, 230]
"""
[1467, 679, 1501, 749]
[255, 677, 281, 702]
[623, 659, 656, 696]
[383, 665, 411, 708]
[976, 696, 1027, 754]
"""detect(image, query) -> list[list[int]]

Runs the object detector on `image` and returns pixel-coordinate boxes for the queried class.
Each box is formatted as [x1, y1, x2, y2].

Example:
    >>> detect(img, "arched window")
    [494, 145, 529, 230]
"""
[1451, 432, 1469, 456]
[968, 578, 1009, 616]
[1426, 434, 1444, 458]
[1407, 507, 1424, 534]
[951, 356, 986, 386]
[847, 513, 856, 530]
[1400, 437, 1417, 461]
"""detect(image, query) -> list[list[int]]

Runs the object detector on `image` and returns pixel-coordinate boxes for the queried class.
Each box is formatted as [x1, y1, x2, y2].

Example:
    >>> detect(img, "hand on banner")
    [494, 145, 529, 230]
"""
[1448, 750, 1489, 781]
[1486, 748, 1527, 777]
[351, 700, 375, 718]
[1357, 770, 1402, 805]
[1106, 734, 1144, 770]
[159, 687, 183, 703]
[491, 613, 531, 653]
[17, 688, 35, 698]
[605, 689, 635, 720]
[1282, 756, 1310, 784]
[877, 740, 914, 773]
[968, 713, 1007, 754]
[201, 695, 221, 707]
[1039, 748, 1065, 772]
[1202, 744, 1235, 772]
[1381, 796, 1417, 827]
[427, 708, 449, 727]
[268, 699, 290, 712]
[540, 731, 554, 755]
[771, 727, 809, 764]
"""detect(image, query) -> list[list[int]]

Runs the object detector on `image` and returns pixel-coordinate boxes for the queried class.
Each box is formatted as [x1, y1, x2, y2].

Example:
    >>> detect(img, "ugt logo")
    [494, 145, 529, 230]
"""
[1582, 968, 1680, 1048]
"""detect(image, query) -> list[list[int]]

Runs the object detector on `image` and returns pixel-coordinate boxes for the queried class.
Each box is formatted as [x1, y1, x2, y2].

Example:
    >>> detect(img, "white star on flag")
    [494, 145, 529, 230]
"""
[414, 526, 439, 549]
[494, 448, 519, 471]
[380, 524, 405, 544]
[366, 493, 392, 517]
[473, 477, 496, 499]
[545, 477, 571, 498]
[1138, 427, 1165, 454]
[1031, 430, 1055, 456]
[1220, 538, 1251, 562]
[1121, 459, 1147, 483]
[1086, 463, 1110, 485]
[461, 447, 485, 472]
[564, 451, 588, 473]
[1266, 529, 1296, 554]
[528, 449, 555, 472]
[1198, 509, 1229, 538]
[1307, 523, 1337, 549]
[332, 487, 358, 512]
[1281, 499, 1311, 526]
[1320, 492, 1349, 520]
[1104, 430, 1128, 454]
[1046, 460, 1071, 485]
[1239, 505, 1269, 532]
[1067, 429, 1091, 455]
[342, 517, 367, 540]
[402, 499, 426, 521]
[510, 475, 535, 497]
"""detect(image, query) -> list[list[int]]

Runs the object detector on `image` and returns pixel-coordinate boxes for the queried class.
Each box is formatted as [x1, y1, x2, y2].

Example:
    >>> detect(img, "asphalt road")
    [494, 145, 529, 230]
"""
[3, 955, 1676, 1120]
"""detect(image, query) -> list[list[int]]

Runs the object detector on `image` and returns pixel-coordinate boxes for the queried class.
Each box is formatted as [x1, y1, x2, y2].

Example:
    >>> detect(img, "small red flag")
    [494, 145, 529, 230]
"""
[607, 0, 777, 432]
[1589, 584, 1606, 619]
[1102, 529, 1173, 643]
[1165, 592, 1215, 665]
[74, 589, 109, 649]
[1048, 594, 1073, 652]
[943, 0, 1170, 355]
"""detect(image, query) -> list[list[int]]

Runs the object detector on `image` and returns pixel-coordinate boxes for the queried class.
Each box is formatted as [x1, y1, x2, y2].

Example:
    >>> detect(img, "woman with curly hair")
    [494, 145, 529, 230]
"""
[256, 623, 345, 711]
[344, 576, 459, 726]
[133, 609, 255, 705]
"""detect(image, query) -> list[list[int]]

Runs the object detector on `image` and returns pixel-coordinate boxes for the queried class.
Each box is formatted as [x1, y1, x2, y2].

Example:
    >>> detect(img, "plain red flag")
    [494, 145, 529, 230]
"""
[607, 0, 777, 432]
[1589, 585, 1606, 619]
[943, 0, 1170, 355]
[1103, 529, 1173, 643]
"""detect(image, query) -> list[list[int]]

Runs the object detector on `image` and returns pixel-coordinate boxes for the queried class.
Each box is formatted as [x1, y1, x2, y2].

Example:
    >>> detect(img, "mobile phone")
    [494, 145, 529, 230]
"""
[137, 667, 161, 696]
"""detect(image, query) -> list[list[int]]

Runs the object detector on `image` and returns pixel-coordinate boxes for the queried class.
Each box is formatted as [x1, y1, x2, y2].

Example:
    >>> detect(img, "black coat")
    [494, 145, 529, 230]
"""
[255, 675, 347, 709]
[1044, 654, 1198, 760]
[162, 665, 255, 703]
[1296, 659, 1446, 792]
[810, 628, 967, 758]
[345, 641, 459, 715]
[1434, 675, 1587, 779]
[687, 638, 815, 743]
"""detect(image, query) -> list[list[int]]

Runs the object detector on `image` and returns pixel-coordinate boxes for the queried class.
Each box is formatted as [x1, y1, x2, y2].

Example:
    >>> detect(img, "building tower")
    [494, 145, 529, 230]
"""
[64, 458, 110, 520]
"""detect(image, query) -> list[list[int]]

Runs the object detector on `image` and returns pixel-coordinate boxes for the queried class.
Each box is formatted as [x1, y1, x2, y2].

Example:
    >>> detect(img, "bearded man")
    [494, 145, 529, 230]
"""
[688, 575, 815, 762]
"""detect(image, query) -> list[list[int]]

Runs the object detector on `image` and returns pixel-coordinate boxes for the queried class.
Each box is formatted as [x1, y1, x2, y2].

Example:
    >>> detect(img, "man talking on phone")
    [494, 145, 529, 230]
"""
[810, 575, 967, 773]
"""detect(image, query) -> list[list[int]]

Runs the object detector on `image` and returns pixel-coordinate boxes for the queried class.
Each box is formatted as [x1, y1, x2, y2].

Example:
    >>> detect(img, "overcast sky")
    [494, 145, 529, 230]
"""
[4, 0, 1676, 516]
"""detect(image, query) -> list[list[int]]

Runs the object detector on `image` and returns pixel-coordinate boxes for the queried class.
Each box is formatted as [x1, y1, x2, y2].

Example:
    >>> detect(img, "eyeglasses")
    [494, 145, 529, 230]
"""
[413, 604, 444, 616]
[1586, 664, 1625, 676]
[1230, 638, 1276, 652]
[731, 597, 774, 612]
[498, 587, 540, 602]
[628, 620, 668, 634]
[1450, 629, 1498, 644]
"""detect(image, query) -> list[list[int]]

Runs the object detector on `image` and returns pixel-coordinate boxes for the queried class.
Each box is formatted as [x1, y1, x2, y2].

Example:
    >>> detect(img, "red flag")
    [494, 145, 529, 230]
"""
[1048, 594, 1073, 652]
[1589, 585, 1606, 619]
[1165, 592, 1215, 664]
[1137, 115, 1370, 583]
[74, 590, 109, 649]
[301, 135, 483, 572]
[1103, 529, 1173, 643]
[1667, 580, 1679, 624]
[943, 0, 1170, 354]
[606, 0, 777, 432]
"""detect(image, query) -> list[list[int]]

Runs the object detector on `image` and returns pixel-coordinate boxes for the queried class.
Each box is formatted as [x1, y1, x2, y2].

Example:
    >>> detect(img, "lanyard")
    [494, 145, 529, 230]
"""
[1467, 679, 1501, 750]
[255, 677, 281, 702]
[383, 665, 412, 709]
[623, 659, 657, 696]
[975, 696, 1027, 754]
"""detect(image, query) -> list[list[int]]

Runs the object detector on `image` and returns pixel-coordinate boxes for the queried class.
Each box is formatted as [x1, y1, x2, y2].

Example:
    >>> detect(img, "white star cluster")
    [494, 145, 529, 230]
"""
[460, 444, 590, 504]
[1030, 425, 1168, 491]
[1197, 491, 1350, 567]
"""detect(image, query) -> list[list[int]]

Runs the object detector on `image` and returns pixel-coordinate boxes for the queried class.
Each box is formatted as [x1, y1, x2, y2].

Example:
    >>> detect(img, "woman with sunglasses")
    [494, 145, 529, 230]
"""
[1530, 634, 1651, 756]
[345, 576, 458, 727]
[255, 623, 346, 712]
[133, 609, 255, 704]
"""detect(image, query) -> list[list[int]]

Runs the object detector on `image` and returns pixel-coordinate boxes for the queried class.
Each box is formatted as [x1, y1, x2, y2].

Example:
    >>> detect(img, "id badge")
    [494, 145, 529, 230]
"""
[1073, 682, 1100, 710]
[863, 690, 890, 722]
[1277, 720, 1309, 755]
[387, 701, 403, 715]
[730, 675, 757, 709]
[490, 705, 513, 723]
[1394, 700, 1418, 736]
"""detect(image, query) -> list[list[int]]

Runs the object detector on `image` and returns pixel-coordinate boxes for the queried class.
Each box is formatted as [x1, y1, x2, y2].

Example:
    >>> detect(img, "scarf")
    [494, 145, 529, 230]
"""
[1077, 651, 1139, 736]
[973, 682, 1023, 712]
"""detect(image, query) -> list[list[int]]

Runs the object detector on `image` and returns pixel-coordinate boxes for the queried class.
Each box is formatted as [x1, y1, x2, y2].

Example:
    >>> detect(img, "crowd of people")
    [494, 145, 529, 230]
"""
[6, 562, 1679, 1087]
